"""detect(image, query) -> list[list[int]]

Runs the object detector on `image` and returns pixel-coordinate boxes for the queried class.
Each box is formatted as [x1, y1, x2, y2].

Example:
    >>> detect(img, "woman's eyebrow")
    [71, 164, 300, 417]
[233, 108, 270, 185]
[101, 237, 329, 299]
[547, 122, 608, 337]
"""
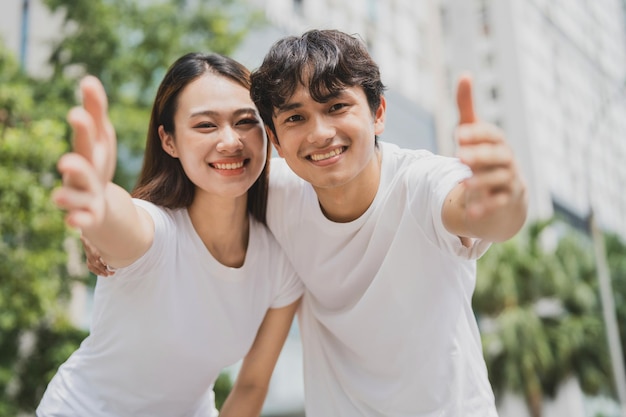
[189, 107, 258, 118]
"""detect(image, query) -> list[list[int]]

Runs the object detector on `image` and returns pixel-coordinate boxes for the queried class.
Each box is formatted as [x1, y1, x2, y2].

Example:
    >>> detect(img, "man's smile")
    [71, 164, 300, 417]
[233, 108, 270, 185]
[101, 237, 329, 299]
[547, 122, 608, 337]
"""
[308, 146, 347, 162]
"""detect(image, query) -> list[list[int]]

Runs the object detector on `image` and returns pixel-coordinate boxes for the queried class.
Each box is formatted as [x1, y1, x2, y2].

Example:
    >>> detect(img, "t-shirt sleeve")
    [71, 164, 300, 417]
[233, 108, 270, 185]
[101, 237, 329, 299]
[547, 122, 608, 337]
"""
[267, 158, 306, 243]
[107, 199, 175, 279]
[408, 154, 491, 260]
[270, 251, 304, 309]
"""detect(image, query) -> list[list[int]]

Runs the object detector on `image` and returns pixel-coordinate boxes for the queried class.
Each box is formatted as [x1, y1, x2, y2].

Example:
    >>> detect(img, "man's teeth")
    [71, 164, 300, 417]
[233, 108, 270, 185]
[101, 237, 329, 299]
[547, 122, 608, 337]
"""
[310, 148, 344, 161]
[213, 161, 244, 170]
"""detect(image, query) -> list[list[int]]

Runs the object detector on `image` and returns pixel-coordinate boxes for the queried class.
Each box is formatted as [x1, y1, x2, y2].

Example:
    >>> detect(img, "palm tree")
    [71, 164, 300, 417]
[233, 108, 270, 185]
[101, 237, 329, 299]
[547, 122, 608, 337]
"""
[474, 220, 612, 417]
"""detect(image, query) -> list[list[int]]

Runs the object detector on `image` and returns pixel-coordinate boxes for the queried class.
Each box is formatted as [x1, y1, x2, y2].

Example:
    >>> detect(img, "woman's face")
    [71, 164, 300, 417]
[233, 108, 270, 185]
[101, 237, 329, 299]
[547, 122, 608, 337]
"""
[161, 73, 267, 201]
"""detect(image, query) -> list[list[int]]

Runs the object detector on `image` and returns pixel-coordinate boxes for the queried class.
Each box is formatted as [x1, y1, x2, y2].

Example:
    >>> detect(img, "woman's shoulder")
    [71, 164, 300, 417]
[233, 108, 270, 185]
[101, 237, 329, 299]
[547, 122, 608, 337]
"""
[131, 199, 185, 225]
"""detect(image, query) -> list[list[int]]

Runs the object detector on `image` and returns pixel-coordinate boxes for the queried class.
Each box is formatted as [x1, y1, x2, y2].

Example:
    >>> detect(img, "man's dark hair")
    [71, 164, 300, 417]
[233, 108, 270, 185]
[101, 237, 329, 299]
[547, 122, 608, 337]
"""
[251, 29, 386, 136]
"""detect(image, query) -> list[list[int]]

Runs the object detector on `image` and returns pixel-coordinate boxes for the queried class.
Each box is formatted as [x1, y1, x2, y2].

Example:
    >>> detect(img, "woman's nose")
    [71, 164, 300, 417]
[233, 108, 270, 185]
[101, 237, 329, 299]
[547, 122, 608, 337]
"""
[216, 127, 244, 153]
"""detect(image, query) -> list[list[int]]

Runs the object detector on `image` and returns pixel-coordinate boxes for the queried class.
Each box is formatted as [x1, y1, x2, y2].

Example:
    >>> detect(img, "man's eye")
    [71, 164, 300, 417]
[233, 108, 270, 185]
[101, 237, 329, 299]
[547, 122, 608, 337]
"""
[285, 115, 303, 123]
[329, 103, 347, 112]
[195, 122, 215, 129]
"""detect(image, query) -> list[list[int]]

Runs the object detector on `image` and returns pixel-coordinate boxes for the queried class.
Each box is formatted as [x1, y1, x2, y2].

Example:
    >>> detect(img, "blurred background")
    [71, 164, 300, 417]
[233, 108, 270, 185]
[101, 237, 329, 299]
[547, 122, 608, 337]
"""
[1, 0, 626, 416]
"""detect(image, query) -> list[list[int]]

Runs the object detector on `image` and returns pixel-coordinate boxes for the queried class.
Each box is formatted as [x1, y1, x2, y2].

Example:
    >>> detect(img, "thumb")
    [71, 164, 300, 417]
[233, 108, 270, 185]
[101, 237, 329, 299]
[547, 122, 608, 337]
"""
[456, 73, 477, 125]
[80, 75, 110, 135]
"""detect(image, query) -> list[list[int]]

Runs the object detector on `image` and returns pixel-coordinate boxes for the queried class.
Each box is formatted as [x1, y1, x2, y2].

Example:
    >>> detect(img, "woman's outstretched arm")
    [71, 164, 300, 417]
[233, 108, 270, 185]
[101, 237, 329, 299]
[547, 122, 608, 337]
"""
[52, 76, 153, 269]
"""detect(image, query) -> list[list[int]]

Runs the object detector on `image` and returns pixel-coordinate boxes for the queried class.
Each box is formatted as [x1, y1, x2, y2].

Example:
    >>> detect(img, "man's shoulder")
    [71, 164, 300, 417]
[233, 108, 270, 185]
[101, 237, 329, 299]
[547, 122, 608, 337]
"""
[380, 141, 437, 163]
[380, 141, 462, 174]
[269, 157, 306, 189]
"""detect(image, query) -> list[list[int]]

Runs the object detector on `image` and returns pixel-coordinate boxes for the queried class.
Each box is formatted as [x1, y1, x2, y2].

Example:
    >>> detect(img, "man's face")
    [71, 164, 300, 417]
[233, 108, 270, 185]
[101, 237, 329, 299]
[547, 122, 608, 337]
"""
[268, 84, 385, 192]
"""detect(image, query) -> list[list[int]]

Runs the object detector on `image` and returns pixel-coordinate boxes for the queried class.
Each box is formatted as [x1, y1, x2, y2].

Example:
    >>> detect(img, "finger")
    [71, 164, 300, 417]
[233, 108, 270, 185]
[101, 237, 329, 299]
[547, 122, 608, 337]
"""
[86, 258, 108, 276]
[457, 142, 513, 171]
[52, 184, 103, 214]
[466, 192, 511, 220]
[88, 256, 113, 277]
[80, 235, 95, 252]
[80, 76, 110, 139]
[455, 122, 504, 146]
[57, 153, 102, 192]
[456, 73, 477, 125]
[67, 107, 97, 164]
[65, 209, 100, 230]
[79, 76, 117, 182]
[81, 235, 108, 271]
[464, 167, 515, 194]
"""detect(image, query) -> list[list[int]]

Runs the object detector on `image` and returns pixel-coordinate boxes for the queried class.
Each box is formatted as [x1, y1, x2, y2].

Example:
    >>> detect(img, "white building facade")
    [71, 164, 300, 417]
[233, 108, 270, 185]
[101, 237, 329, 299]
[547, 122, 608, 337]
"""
[442, 0, 626, 236]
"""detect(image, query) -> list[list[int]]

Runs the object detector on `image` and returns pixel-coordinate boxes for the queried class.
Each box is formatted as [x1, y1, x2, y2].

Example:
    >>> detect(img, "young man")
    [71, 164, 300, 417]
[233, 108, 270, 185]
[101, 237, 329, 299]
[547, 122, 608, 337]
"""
[250, 29, 527, 416]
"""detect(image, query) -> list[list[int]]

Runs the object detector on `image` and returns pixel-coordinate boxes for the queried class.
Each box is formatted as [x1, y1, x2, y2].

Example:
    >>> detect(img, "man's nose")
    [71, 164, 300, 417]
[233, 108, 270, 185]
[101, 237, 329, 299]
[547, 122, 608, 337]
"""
[307, 115, 335, 145]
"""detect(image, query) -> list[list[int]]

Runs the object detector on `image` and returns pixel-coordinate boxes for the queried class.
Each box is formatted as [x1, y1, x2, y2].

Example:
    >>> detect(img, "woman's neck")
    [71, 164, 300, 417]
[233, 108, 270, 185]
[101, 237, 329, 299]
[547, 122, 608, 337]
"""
[187, 194, 249, 268]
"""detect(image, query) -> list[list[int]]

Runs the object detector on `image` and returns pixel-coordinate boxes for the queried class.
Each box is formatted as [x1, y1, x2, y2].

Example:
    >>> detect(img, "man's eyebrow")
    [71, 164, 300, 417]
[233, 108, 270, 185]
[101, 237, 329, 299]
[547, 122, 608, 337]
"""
[275, 102, 302, 116]
[274, 90, 348, 116]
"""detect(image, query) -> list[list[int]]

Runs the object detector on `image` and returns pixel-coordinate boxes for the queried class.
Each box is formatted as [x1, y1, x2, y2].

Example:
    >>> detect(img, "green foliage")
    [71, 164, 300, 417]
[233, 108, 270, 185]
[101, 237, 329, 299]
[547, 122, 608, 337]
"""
[43, 0, 263, 104]
[214, 371, 233, 410]
[0, 45, 82, 416]
[40, 0, 265, 190]
[475, 220, 614, 415]
[10, 321, 88, 415]
[605, 233, 626, 381]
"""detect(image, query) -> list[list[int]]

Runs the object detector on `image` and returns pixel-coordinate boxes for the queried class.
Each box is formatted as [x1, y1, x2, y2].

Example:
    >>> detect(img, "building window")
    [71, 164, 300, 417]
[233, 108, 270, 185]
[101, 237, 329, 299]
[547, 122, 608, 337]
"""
[490, 86, 500, 100]
[478, 0, 491, 36]
[293, 0, 303, 16]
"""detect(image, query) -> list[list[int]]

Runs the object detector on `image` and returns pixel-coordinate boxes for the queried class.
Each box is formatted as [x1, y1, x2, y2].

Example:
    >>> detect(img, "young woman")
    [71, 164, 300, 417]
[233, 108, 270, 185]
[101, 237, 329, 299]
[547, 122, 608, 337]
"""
[38, 53, 302, 417]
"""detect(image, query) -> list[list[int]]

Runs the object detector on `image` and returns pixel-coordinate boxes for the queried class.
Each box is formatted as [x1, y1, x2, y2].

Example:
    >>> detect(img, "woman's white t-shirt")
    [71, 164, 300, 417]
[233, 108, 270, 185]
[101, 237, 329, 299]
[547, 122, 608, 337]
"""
[37, 200, 303, 417]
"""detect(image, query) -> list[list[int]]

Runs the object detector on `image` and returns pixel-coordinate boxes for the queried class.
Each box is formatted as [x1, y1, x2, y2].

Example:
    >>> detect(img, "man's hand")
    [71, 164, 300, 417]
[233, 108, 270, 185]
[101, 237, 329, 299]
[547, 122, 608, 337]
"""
[81, 235, 115, 277]
[445, 74, 527, 242]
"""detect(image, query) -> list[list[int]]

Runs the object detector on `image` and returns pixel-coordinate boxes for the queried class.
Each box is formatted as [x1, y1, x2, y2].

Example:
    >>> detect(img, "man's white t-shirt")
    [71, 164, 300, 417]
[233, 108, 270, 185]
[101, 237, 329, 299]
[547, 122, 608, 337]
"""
[267, 141, 497, 417]
[37, 200, 303, 417]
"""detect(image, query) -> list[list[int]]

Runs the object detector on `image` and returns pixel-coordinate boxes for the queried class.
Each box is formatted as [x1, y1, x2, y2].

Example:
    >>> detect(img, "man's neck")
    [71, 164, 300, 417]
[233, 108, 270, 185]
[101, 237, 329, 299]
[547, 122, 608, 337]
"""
[315, 148, 382, 223]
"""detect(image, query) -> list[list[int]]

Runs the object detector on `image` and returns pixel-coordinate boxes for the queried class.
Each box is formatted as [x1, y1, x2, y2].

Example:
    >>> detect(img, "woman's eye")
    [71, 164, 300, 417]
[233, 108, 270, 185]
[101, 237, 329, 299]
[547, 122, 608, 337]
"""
[236, 118, 259, 126]
[195, 122, 215, 129]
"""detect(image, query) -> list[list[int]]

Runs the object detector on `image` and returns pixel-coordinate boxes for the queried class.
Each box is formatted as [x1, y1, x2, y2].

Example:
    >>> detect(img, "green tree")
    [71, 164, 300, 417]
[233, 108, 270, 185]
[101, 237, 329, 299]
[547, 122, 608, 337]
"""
[0, 44, 85, 416]
[41, 0, 264, 189]
[474, 220, 612, 417]
[603, 232, 626, 397]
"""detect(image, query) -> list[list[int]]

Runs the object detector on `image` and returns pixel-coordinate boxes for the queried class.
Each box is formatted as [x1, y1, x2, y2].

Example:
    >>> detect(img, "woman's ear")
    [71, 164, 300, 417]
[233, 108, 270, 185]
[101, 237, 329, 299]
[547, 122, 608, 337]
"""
[266, 125, 284, 158]
[159, 126, 177, 157]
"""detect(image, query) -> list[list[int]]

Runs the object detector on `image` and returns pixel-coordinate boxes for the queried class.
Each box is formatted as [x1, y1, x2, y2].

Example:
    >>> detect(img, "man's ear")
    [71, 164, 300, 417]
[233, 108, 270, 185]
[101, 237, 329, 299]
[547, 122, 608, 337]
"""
[266, 125, 284, 157]
[159, 126, 177, 157]
[374, 95, 386, 135]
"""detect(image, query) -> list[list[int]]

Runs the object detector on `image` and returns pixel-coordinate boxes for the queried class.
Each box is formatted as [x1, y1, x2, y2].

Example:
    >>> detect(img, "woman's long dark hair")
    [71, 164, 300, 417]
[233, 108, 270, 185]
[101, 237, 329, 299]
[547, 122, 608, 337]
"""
[132, 52, 270, 225]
